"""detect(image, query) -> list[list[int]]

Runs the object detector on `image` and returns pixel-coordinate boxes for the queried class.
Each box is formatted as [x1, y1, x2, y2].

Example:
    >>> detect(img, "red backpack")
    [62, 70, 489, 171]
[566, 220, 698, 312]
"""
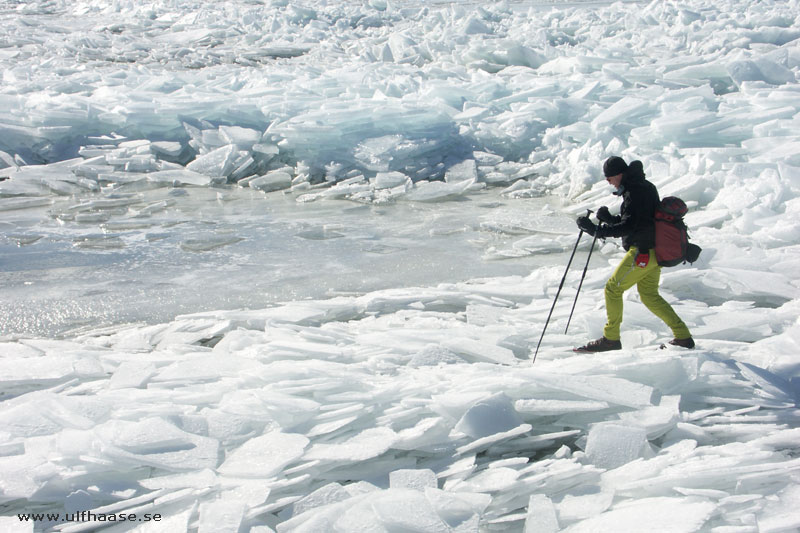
[654, 197, 701, 267]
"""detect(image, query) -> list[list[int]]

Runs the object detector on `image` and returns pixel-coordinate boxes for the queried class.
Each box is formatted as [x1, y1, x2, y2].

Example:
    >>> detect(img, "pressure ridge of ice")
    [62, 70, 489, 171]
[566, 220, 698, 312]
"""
[2, 0, 800, 531]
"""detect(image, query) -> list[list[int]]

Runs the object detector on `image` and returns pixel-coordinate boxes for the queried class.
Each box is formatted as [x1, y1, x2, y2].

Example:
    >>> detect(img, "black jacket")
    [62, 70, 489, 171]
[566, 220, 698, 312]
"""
[600, 161, 659, 253]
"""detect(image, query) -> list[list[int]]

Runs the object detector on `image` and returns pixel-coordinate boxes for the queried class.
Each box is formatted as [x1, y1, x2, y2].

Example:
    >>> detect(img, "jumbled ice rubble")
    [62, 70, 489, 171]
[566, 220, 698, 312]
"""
[2, 0, 800, 531]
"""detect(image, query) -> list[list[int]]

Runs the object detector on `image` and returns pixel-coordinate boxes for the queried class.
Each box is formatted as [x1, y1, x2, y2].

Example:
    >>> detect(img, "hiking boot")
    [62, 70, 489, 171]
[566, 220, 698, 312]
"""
[669, 337, 695, 349]
[574, 337, 622, 353]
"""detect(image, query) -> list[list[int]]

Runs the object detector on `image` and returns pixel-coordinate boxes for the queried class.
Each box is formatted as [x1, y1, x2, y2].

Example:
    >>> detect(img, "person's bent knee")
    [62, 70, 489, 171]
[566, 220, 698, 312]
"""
[605, 280, 624, 300]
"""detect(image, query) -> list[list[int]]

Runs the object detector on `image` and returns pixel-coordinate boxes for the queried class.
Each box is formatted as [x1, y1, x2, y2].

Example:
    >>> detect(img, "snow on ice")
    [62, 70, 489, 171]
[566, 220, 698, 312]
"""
[1, 0, 800, 531]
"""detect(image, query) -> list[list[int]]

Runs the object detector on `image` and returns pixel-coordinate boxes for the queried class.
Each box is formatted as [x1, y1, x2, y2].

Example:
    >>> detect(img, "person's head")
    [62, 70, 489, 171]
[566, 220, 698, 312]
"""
[603, 156, 627, 188]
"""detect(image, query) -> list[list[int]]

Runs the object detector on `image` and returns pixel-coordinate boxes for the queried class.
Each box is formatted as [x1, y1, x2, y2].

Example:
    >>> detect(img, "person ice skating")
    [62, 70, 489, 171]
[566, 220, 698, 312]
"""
[573, 156, 694, 352]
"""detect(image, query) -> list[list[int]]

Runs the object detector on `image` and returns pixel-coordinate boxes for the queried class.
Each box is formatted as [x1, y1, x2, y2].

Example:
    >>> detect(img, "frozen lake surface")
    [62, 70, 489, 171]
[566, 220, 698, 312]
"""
[1, 187, 573, 337]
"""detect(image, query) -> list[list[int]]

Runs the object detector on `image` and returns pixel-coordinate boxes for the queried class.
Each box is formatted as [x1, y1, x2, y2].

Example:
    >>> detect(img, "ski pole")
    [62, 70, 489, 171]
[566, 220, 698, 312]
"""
[564, 228, 600, 335]
[533, 209, 592, 363]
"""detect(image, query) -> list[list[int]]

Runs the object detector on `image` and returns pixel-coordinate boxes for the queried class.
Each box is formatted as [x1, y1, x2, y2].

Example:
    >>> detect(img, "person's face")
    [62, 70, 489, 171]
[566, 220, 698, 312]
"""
[606, 173, 623, 188]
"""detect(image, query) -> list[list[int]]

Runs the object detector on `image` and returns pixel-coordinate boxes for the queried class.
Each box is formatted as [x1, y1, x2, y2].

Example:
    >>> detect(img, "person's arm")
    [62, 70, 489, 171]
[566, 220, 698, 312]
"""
[597, 196, 641, 238]
[596, 206, 621, 225]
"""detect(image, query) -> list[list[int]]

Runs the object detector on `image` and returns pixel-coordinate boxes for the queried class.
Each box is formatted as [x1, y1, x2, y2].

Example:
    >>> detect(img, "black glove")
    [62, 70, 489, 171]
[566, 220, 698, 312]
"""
[576, 215, 596, 235]
[595, 224, 611, 238]
[596, 206, 615, 224]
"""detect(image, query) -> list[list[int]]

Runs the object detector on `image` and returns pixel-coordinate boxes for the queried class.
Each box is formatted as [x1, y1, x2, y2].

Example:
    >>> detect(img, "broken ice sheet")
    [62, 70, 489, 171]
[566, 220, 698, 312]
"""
[305, 427, 397, 462]
[197, 499, 246, 533]
[556, 488, 614, 522]
[95, 418, 219, 471]
[285, 482, 352, 518]
[0, 355, 104, 391]
[108, 361, 157, 389]
[217, 431, 309, 478]
[0, 452, 60, 502]
[2, 0, 800, 531]
[527, 372, 657, 409]
[295, 228, 345, 240]
[515, 399, 610, 416]
[524, 494, 559, 533]
[441, 338, 517, 365]
[180, 234, 243, 252]
[139, 469, 218, 491]
[449, 466, 521, 493]
[561, 497, 716, 533]
[585, 423, 649, 470]
[73, 234, 126, 249]
[389, 469, 438, 491]
[455, 393, 524, 439]
[370, 490, 451, 533]
[6, 234, 43, 246]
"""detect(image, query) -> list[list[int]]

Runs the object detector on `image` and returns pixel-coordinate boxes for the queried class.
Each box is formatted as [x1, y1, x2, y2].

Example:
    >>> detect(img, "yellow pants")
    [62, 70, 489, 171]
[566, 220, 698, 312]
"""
[603, 248, 692, 341]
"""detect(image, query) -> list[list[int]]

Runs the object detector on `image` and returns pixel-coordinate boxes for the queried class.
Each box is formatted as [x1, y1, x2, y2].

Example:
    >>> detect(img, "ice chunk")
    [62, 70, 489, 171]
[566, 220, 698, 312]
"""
[530, 373, 657, 408]
[180, 235, 243, 252]
[253, 143, 279, 160]
[451, 466, 520, 493]
[218, 432, 309, 478]
[198, 500, 246, 533]
[727, 59, 795, 87]
[441, 338, 516, 365]
[393, 417, 452, 450]
[735, 362, 796, 402]
[97, 418, 219, 471]
[353, 133, 449, 175]
[147, 169, 212, 186]
[515, 399, 610, 416]
[389, 469, 438, 491]
[323, 496, 383, 532]
[374, 171, 410, 189]
[249, 171, 292, 192]
[425, 488, 491, 530]
[456, 424, 532, 456]
[73, 234, 126, 250]
[140, 469, 218, 491]
[289, 483, 352, 517]
[585, 423, 648, 470]
[1, 190, 53, 210]
[0, 355, 104, 388]
[0, 517, 31, 533]
[371, 490, 451, 532]
[556, 489, 614, 522]
[218, 478, 272, 508]
[524, 494, 559, 533]
[151, 141, 183, 158]
[563, 497, 715, 533]
[445, 159, 477, 183]
[0, 452, 58, 500]
[455, 393, 524, 439]
[108, 361, 157, 389]
[219, 126, 261, 148]
[408, 345, 465, 367]
[463, 16, 491, 35]
[757, 484, 800, 532]
[406, 179, 474, 202]
[305, 427, 396, 462]
[187, 145, 237, 177]
[592, 97, 651, 130]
